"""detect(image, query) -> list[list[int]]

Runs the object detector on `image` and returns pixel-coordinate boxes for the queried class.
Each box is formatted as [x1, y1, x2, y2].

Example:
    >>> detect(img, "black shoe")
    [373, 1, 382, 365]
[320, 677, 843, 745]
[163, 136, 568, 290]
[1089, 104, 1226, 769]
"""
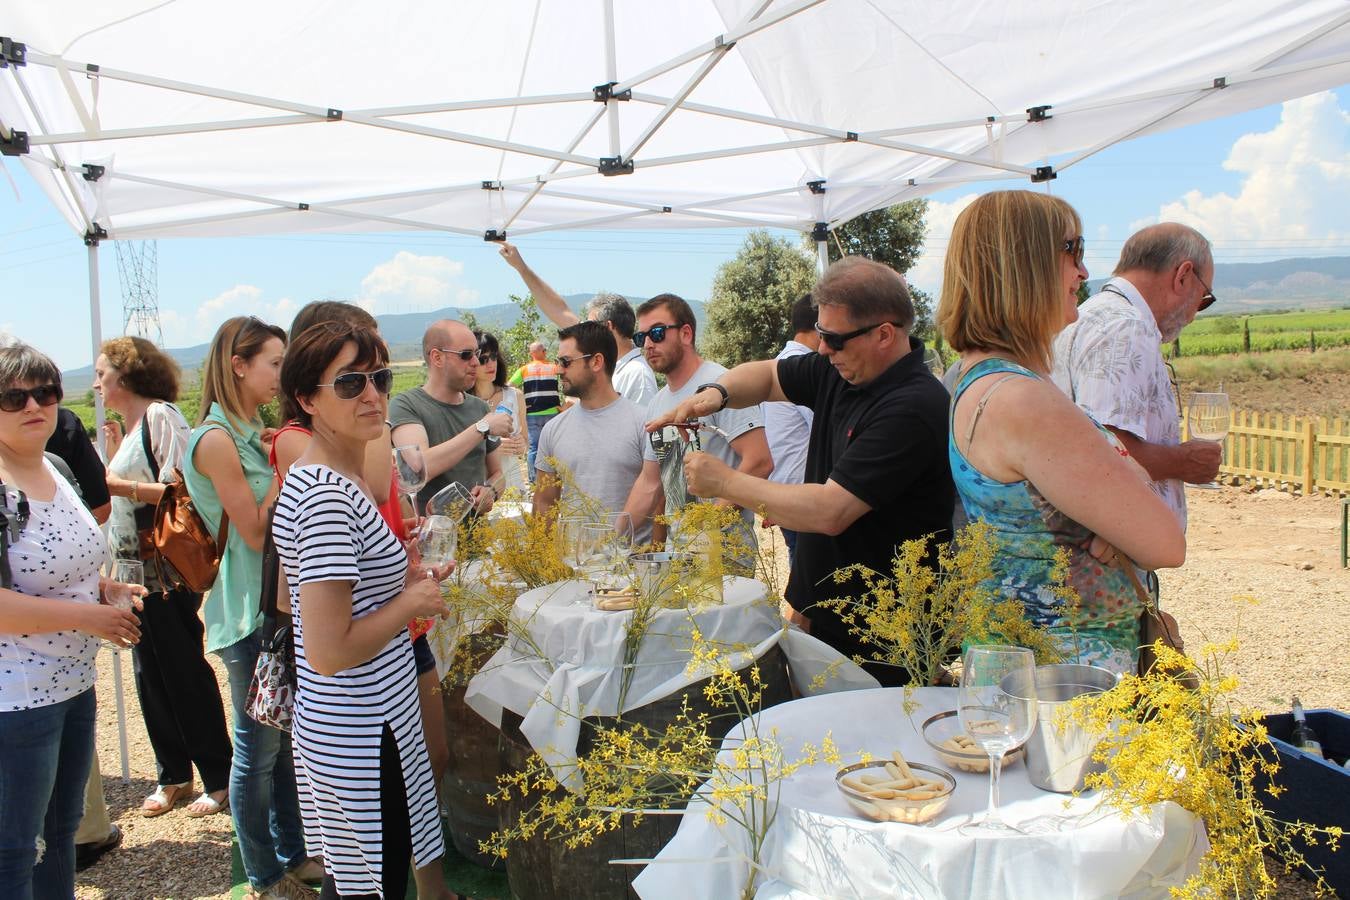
[75, 824, 122, 871]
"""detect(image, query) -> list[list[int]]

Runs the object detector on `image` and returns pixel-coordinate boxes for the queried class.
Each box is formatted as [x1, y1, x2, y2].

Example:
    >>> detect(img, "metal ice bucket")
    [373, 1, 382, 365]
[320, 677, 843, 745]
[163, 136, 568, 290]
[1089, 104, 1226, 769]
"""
[1000, 664, 1118, 793]
[630, 551, 721, 605]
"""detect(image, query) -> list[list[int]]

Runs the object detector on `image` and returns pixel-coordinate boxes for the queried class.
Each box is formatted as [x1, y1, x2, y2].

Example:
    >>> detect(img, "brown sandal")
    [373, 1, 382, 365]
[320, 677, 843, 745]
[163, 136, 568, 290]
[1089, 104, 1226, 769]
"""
[141, 781, 192, 817]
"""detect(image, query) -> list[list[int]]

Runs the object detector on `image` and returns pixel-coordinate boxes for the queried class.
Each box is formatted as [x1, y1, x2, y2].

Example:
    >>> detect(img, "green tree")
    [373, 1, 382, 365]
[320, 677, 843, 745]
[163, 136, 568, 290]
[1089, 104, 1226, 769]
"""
[704, 231, 815, 367]
[499, 293, 550, 373]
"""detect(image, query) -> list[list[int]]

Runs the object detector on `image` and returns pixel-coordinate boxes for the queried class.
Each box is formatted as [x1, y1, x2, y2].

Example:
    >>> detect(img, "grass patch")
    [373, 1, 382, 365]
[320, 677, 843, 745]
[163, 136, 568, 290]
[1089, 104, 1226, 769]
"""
[1171, 346, 1350, 384]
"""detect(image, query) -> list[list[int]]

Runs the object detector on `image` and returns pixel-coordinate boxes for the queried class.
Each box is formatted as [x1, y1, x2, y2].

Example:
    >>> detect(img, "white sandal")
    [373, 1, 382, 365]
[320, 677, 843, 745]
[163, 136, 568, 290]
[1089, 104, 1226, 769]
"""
[141, 781, 191, 817]
[185, 790, 229, 818]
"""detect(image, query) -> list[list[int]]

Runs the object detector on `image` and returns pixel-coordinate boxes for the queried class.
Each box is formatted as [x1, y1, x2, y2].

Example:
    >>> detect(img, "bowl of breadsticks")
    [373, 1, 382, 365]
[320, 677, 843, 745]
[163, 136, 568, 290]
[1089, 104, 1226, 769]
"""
[920, 710, 1024, 773]
[834, 751, 955, 825]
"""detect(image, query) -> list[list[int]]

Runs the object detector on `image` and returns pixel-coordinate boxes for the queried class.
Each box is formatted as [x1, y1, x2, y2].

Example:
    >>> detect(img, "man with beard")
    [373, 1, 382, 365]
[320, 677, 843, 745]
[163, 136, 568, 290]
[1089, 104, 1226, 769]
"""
[1052, 223, 1221, 533]
[628, 294, 772, 563]
[389, 319, 515, 514]
[532, 322, 652, 543]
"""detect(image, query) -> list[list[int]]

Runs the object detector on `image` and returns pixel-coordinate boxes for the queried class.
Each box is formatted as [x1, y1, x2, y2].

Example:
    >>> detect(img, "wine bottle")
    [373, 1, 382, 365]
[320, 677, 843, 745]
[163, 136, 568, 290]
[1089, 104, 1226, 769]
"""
[1290, 697, 1325, 759]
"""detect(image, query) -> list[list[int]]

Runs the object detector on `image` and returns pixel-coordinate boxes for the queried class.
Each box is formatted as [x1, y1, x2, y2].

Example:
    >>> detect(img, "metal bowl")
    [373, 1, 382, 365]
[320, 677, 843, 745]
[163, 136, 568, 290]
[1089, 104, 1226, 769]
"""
[834, 759, 956, 825]
[921, 710, 1024, 774]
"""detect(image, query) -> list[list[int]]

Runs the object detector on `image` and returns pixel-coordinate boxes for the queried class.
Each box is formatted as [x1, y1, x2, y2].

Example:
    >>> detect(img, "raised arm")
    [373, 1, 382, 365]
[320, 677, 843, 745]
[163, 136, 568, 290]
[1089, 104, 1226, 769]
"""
[498, 242, 581, 328]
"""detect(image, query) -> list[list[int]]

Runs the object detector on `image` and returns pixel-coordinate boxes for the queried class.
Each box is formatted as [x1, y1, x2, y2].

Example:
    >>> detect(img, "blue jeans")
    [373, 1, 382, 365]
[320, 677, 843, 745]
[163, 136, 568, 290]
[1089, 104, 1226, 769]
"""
[0, 687, 97, 899]
[526, 413, 557, 483]
[780, 527, 799, 568]
[219, 627, 306, 890]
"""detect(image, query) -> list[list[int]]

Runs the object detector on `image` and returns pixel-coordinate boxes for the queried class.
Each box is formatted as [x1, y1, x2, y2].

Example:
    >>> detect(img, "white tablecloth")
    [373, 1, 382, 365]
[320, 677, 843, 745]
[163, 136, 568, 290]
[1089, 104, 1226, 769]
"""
[632, 687, 1206, 900]
[464, 576, 879, 789]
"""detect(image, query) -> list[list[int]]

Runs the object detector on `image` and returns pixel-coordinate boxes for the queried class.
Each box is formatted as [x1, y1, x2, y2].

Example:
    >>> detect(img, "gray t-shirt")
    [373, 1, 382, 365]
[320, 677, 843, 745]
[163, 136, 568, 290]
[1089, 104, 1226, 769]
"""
[388, 386, 497, 508]
[643, 359, 764, 553]
[536, 396, 651, 544]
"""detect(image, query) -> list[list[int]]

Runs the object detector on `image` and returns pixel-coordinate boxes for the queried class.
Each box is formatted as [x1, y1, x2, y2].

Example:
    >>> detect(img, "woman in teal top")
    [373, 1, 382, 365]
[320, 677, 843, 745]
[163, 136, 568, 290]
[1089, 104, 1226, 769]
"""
[184, 316, 320, 895]
[935, 191, 1186, 675]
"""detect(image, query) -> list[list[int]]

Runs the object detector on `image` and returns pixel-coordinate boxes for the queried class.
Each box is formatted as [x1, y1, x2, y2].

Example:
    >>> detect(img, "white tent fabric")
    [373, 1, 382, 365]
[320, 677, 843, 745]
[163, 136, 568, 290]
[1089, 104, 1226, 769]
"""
[3, 0, 1349, 244]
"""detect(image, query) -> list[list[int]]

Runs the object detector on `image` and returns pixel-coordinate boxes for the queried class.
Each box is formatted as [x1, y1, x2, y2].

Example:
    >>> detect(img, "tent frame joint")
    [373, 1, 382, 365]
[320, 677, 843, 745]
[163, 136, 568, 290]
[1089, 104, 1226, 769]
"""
[1212, 76, 1228, 89]
[811, 221, 829, 242]
[0, 127, 27, 156]
[0, 38, 26, 68]
[81, 164, 105, 182]
[1031, 165, 1056, 183]
[83, 224, 107, 246]
[327, 108, 343, 120]
[599, 156, 634, 176]
[482, 180, 503, 190]
[593, 82, 632, 103]
[806, 179, 826, 194]
[1026, 105, 1052, 122]
[484, 229, 506, 242]
[297, 202, 309, 210]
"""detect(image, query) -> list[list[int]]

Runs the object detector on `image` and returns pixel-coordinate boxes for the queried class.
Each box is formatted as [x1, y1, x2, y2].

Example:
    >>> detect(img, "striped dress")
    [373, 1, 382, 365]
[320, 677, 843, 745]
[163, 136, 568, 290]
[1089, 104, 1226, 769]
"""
[271, 464, 444, 895]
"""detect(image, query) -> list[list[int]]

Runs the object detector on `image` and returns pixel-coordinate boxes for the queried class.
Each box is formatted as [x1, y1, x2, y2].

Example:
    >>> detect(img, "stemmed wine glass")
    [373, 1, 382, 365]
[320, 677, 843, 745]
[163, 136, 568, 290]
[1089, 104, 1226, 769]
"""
[957, 646, 1038, 833]
[393, 445, 428, 519]
[428, 481, 475, 524]
[1187, 392, 1230, 490]
[577, 523, 614, 591]
[109, 559, 143, 611]
[416, 515, 457, 580]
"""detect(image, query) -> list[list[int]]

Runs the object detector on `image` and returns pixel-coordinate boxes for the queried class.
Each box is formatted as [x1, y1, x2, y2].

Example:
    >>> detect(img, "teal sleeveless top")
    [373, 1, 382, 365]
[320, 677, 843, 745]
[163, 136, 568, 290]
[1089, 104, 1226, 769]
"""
[183, 402, 271, 653]
[949, 358, 1141, 674]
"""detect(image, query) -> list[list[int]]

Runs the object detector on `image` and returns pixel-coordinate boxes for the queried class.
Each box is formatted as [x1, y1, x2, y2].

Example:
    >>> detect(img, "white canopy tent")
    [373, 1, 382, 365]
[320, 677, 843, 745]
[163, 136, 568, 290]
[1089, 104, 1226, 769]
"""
[2, 0, 1348, 783]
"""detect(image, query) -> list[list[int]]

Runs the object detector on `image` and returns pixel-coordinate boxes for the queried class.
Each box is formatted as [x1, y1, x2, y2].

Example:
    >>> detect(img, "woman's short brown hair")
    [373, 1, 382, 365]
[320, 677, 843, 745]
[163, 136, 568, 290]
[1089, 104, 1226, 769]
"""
[101, 336, 180, 402]
[280, 322, 389, 429]
[937, 190, 1082, 371]
[282, 301, 380, 421]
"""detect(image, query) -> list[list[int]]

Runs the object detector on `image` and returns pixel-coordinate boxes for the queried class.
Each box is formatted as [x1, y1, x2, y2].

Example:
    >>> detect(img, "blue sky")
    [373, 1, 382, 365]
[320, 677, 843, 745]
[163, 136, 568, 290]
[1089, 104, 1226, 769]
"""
[3, 87, 1347, 370]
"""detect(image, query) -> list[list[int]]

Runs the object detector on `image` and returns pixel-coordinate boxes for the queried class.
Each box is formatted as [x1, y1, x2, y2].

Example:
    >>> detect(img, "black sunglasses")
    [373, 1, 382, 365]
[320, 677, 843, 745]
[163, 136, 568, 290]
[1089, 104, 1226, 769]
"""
[316, 368, 393, 400]
[0, 383, 63, 413]
[1062, 235, 1086, 267]
[434, 347, 477, 361]
[556, 353, 597, 369]
[476, 351, 497, 364]
[633, 323, 682, 348]
[1193, 269, 1218, 312]
[813, 321, 898, 352]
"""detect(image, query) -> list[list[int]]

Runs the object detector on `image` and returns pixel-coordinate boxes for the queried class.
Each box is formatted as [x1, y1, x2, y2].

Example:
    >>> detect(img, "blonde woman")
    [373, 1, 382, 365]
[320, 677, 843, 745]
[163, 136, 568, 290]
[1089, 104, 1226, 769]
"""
[183, 317, 316, 898]
[937, 190, 1185, 674]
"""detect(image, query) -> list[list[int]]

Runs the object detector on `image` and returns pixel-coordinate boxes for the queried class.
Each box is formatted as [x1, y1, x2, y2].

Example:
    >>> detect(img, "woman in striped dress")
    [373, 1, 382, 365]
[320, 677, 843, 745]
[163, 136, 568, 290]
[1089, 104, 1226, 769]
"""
[271, 321, 451, 900]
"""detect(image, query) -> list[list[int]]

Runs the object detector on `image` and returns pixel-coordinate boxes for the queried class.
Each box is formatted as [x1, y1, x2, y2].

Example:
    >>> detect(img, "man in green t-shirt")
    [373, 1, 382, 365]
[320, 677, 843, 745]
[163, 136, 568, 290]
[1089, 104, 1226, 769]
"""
[389, 319, 515, 512]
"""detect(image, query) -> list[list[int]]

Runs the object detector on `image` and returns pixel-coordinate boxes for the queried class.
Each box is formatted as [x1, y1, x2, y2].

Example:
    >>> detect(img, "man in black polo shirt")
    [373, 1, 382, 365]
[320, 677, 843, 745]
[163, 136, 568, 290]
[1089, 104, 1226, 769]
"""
[646, 256, 954, 685]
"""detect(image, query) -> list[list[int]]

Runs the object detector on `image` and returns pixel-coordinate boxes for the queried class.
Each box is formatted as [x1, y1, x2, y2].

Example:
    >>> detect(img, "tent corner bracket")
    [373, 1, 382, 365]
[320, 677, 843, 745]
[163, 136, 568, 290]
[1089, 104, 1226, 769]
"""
[599, 156, 634, 176]
[484, 229, 506, 242]
[0, 38, 26, 68]
[1212, 77, 1227, 89]
[806, 180, 826, 194]
[811, 222, 829, 242]
[1026, 105, 1052, 122]
[327, 108, 343, 121]
[593, 82, 632, 103]
[0, 128, 27, 156]
[1031, 165, 1056, 183]
[81, 164, 105, 182]
[83, 224, 108, 246]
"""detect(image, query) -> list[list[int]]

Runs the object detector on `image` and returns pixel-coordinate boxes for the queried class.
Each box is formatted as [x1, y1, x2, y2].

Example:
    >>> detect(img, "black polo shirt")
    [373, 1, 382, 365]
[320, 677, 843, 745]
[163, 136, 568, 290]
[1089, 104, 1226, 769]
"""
[777, 339, 954, 684]
[45, 407, 110, 510]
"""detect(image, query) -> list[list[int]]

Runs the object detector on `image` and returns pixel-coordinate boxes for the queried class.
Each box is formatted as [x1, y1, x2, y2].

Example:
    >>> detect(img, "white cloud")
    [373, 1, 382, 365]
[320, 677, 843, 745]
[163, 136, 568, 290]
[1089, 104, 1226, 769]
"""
[1131, 91, 1350, 243]
[356, 251, 481, 314]
[906, 193, 979, 293]
[159, 284, 299, 347]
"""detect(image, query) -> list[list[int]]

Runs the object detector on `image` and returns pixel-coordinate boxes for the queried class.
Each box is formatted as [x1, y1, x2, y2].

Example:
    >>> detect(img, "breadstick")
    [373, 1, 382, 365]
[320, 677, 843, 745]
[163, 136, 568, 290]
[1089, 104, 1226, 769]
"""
[891, 750, 915, 781]
[840, 776, 871, 793]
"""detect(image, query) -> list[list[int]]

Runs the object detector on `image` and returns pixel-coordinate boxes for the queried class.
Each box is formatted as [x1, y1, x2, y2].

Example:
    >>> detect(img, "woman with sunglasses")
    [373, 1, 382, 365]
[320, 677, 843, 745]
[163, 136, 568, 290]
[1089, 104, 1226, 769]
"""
[183, 317, 318, 898]
[469, 331, 528, 497]
[0, 342, 144, 897]
[937, 190, 1185, 674]
[273, 322, 453, 900]
[94, 336, 233, 819]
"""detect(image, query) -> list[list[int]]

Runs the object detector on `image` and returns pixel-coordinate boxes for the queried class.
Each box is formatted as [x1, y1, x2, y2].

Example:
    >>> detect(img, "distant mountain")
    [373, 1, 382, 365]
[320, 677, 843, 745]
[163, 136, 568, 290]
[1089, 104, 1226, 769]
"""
[62, 293, 704, 391]
[1085, 256, 1350, 315]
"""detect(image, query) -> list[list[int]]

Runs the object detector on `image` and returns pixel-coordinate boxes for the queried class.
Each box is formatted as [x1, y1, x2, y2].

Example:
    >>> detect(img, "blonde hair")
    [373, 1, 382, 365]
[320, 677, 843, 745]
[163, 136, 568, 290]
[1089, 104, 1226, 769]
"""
[937, 190, 1082, 371]
[198, 316, 286, 430]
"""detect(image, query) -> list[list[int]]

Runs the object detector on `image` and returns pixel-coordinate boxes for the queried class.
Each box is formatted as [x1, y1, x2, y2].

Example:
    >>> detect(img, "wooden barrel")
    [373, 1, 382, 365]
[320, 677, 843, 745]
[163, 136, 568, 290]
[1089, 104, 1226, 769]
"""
[498, 643, 793, 899]
[441, 629, 507, 869]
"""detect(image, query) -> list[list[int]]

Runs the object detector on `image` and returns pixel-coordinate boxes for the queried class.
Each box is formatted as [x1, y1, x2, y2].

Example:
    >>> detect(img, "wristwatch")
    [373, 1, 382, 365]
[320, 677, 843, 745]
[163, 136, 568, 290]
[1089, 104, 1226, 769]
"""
[476, 418, 491, 438]
[696, 382, 730, 412]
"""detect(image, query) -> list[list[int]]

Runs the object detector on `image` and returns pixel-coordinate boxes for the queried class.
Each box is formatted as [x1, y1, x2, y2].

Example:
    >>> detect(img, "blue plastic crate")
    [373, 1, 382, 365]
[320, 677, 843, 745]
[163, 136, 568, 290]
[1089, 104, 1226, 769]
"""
[1255, 709, 1349, 893]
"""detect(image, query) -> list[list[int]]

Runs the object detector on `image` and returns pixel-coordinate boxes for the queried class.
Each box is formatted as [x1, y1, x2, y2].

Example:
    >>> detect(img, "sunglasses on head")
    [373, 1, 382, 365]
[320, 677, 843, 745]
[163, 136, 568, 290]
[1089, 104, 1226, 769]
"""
[1062, 235, 1086, 267]
[633, 323, 681, 348]
[434, 347, 477, 361]
[316, 368, 393, 400]
[0, 383, 63, 413]
[813, 320, 898, 352]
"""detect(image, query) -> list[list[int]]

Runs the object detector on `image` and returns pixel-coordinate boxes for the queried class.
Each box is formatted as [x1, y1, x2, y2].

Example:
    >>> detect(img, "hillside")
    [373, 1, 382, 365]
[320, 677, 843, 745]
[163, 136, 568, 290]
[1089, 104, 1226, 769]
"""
[1086, 255, 1350, 316]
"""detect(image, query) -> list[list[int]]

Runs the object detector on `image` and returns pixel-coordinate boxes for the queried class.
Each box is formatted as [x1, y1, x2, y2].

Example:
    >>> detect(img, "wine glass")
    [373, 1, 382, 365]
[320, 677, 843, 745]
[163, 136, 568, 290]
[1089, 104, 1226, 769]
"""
[109, 559, 143, 611]
[427, 481, 475, 524]
[957, 646, 1038, 833]
[416, 515, 457, 580]
[577, 523, 616, 591]
[392, 445, 428, 519]
[556, 516, 590, 571]
[1187, 392, 1230, 490]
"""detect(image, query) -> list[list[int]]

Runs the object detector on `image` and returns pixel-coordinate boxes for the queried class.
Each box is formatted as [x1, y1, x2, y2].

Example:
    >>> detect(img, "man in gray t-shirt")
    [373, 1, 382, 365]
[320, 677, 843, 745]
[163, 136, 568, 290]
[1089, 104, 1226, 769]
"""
[389, 319, 513, 512]
[533, 323, 652, 543]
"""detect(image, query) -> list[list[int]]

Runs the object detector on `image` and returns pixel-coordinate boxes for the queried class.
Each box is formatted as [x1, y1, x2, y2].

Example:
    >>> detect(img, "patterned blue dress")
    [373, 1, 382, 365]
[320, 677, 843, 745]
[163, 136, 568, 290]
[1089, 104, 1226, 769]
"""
[950, 358, 1141, 674]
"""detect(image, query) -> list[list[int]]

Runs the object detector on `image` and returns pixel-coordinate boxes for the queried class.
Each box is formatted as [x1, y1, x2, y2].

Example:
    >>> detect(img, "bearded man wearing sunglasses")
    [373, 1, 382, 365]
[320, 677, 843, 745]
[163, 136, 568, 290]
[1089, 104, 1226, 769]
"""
[645, 257, 954, 686]
[1052, 223, 1221, 535]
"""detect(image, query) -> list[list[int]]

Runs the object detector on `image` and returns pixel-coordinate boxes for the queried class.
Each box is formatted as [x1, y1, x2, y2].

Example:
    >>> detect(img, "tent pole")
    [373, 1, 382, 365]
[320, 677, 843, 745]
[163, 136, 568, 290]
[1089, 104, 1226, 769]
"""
[816, 238, 828, 276]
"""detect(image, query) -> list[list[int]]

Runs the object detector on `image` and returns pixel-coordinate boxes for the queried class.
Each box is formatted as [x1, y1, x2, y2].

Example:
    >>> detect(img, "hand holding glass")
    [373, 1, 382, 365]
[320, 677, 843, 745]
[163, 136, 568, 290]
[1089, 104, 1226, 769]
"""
[393, 445, 428, 519]
[958, 646, 1038, 833]
[416, 515, 457, 580]
[1187, 392, 1230, 489]
[107, 559, 144, 611]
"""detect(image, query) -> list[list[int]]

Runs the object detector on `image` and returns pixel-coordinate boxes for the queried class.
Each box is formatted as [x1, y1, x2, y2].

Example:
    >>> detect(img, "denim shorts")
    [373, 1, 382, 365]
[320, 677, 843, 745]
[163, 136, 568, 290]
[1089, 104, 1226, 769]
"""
[411, 633, 435, 676]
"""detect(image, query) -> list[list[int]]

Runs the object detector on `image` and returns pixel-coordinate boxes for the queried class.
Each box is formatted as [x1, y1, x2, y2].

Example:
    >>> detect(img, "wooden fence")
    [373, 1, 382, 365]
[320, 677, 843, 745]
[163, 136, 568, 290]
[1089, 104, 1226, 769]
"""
[1193, 411, 1350, 495]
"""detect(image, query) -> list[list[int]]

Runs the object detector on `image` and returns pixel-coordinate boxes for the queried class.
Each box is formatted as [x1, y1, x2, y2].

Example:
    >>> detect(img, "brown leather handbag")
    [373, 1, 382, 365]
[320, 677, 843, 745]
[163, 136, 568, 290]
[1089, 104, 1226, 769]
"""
[1119, 555, 1199, 688]
[149, 468, 229, 593]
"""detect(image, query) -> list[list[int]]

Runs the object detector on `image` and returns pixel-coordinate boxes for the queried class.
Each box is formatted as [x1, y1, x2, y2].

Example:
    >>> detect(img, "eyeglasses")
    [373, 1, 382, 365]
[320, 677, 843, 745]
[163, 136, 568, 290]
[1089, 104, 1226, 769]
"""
[556, 353, 597, 369]
[315, 368, 393, 399]
[433, 347, 478, 361]
[1062, 235, 1086, 267]
[476, 351, 497, 364]
[813, 320, 899, 352]
[633, 323, 682, 348]
[0, 383, 63, 413]
[1193, 269, 1218, 312]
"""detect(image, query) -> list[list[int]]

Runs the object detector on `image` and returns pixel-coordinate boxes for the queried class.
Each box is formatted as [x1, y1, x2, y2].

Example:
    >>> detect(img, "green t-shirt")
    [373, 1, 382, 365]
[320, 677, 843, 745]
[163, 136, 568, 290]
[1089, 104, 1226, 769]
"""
[388, 386, 497, 508]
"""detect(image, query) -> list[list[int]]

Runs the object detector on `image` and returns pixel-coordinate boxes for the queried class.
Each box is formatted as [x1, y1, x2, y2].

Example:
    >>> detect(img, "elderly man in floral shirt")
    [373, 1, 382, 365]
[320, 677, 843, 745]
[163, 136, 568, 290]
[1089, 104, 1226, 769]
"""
[1052, 223, 1222, 534]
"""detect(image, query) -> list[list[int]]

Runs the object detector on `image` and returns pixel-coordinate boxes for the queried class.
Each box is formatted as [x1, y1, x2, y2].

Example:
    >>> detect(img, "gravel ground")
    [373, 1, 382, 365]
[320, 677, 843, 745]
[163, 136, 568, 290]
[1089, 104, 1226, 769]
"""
[73, 485, 1348, 898]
